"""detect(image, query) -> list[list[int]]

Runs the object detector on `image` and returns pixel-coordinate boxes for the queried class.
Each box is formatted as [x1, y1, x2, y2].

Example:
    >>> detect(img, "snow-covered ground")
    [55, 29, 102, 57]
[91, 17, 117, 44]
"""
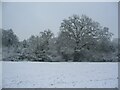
[2, 62, 118, 88]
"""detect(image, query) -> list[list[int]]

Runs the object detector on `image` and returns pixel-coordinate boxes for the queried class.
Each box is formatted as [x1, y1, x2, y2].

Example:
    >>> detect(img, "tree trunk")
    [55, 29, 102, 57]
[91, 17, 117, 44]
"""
[73, 41, 81, 62]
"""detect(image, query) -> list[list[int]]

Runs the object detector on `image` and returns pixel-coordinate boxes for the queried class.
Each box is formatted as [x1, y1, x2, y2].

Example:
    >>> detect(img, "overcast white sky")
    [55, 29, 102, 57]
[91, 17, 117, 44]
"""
[2, 2, 118, 41]
[0, 3, 2, 29]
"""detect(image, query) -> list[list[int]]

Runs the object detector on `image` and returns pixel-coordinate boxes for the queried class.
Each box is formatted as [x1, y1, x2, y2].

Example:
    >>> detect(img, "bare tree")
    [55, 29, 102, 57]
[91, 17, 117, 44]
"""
[59, 15, 113, 61]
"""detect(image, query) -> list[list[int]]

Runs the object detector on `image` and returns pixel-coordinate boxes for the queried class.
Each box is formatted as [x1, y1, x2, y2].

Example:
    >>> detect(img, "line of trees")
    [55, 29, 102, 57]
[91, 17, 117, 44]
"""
[2, 15, 119, 62]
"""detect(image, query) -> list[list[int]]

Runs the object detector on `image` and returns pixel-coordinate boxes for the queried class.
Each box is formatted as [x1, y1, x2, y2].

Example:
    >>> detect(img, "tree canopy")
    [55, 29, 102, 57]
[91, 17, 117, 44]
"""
[2, 15, 118, 62]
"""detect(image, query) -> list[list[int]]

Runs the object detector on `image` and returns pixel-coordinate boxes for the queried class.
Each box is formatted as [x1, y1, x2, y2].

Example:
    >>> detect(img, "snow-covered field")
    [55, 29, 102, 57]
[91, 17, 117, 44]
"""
[2, 62, 118, 88]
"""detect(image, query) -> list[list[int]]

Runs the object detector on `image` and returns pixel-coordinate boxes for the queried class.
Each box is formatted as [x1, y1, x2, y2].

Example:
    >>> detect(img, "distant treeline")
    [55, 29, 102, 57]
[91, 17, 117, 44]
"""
[2, 15, 119, 62]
